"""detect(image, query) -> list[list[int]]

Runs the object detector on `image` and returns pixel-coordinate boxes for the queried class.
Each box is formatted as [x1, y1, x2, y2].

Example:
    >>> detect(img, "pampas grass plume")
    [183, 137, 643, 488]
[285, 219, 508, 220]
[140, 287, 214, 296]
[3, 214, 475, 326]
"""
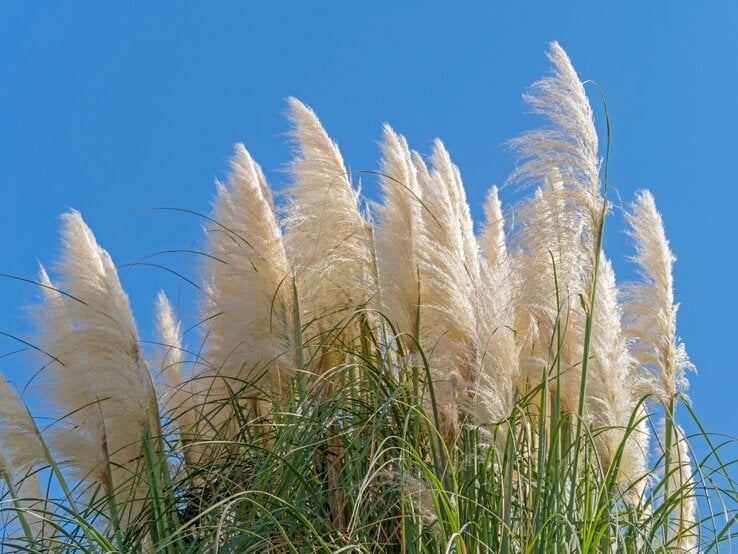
[624, 190, 693, 403]
[34, 211, 158, 523]
[154, 292, 197, 435]
[375, 125, 424, 344]
[284, 98, 374, 331]
[202, 144, 293, 395]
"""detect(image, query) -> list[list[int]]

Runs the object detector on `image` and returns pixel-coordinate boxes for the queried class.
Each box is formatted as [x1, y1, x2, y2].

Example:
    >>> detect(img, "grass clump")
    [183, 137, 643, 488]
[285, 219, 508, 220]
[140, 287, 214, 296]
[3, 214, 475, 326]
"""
[1, 42, 736, 553]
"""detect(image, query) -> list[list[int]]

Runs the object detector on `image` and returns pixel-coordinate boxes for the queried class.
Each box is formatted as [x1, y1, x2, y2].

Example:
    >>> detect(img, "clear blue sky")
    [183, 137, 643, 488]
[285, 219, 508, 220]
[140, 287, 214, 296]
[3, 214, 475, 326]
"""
[1, 3, 736, 460]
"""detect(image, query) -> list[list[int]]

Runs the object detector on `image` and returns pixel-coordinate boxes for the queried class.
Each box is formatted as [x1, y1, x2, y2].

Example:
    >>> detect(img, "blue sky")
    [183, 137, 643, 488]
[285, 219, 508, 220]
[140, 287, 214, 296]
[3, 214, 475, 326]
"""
[1, 2, 737, 468]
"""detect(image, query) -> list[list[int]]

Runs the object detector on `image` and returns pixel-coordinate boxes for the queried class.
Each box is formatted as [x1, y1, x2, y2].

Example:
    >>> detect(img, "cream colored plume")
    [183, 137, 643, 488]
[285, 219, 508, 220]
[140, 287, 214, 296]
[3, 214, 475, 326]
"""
[470, 185, 519, 424]
[33, 211, 159, 525]
[201, 144, 294, 402]
[509, 41, 602, 247]
[0, 374, 46, 538]
[154, 291, 197, 438]
[511, 178, 588, 413]
[623, 190, 692, 403]
[0, 375, 46, 479]
[479, 186, 508, 270]
[507, 42, 604, 412]
[374, 125, 424, 346]
[283, 98, 374, 336]
[411, 142, 479, 439]
[587, 258, 649, 495]
[666, 423, 697, 552]
[430, 140, 480, 284]
[435, 151, 519, 427]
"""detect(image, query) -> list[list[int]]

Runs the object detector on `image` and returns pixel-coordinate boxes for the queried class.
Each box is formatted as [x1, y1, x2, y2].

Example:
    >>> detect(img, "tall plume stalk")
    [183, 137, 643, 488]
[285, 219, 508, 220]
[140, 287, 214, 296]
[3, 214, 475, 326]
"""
[509, 42, 610, 519]
[624, 190, 692, 404]
[509, 41, 605, 410]
[282, 98, 377, 528]
[408, 141, 479, 442]
[473, 186, 518, 425]
[511, 176, 587, 413]
[624, 190, 695, 546]
[200, 144, 294, 435]
[587, 258, 649, 498]
[375, 125, 424, 352]
[283, 98, 375, 368]
[32, 211, 159, 529]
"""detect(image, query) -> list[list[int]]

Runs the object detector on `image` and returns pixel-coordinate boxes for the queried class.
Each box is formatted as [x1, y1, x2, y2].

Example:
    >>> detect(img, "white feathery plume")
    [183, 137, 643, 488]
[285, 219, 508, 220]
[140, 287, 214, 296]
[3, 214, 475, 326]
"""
[411, 142, 478, 440]
[625, 191, 696, 544]
[0, 375, 46, 475]
[374, 125, 424, 345]
[587, 258, 650, 495]
[432, 140, 518, 424]
[510, 177, 588, 413]
[424, 141, 479, 358]
[281, 98, 378, 531]
[509, 41, 602, 259]
[33, 211, 159, 525]
[430, 140, 481, 284]
[202, 144, 294, 399]
[667, 423, 697, 552]
[479, 186, 508, 269]
[507, 42, 605, 412]
[0, 374, 46, 538]
[283, 98, 375, 337]
[623, 190, 692, 403]
[154, 292, 197, 437]
[470, 186, 519, 424]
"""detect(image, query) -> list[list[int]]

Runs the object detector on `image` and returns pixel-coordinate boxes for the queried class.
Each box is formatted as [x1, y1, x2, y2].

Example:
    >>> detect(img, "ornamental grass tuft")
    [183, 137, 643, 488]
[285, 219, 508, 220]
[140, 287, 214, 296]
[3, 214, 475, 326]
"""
[1, 42, 735, 553]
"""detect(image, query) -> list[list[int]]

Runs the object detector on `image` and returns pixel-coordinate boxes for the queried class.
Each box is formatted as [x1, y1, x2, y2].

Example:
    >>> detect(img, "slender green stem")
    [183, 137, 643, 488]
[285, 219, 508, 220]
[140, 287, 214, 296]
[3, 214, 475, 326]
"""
[0, 468, 37, 548]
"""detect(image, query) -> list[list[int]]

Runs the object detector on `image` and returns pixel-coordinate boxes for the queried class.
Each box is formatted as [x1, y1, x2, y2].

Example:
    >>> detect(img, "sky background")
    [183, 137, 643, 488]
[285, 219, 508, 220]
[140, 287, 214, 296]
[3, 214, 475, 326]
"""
[2, 0, 737, 494]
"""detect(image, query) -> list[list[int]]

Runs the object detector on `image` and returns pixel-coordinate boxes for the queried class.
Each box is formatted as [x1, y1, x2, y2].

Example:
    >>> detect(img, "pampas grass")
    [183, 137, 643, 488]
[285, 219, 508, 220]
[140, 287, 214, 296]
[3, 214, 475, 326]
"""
[154, 292, 196, 440]
[32, 212, 160, 533]
[198, 144, 295, 440]
[411, 142, 480, 441]
[587, 258, 649, 497]
[624, 190, 693, 404]
[283, 97, 374, 339]
[0, 43, 734, 553]
[375, 125, 424, 349]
